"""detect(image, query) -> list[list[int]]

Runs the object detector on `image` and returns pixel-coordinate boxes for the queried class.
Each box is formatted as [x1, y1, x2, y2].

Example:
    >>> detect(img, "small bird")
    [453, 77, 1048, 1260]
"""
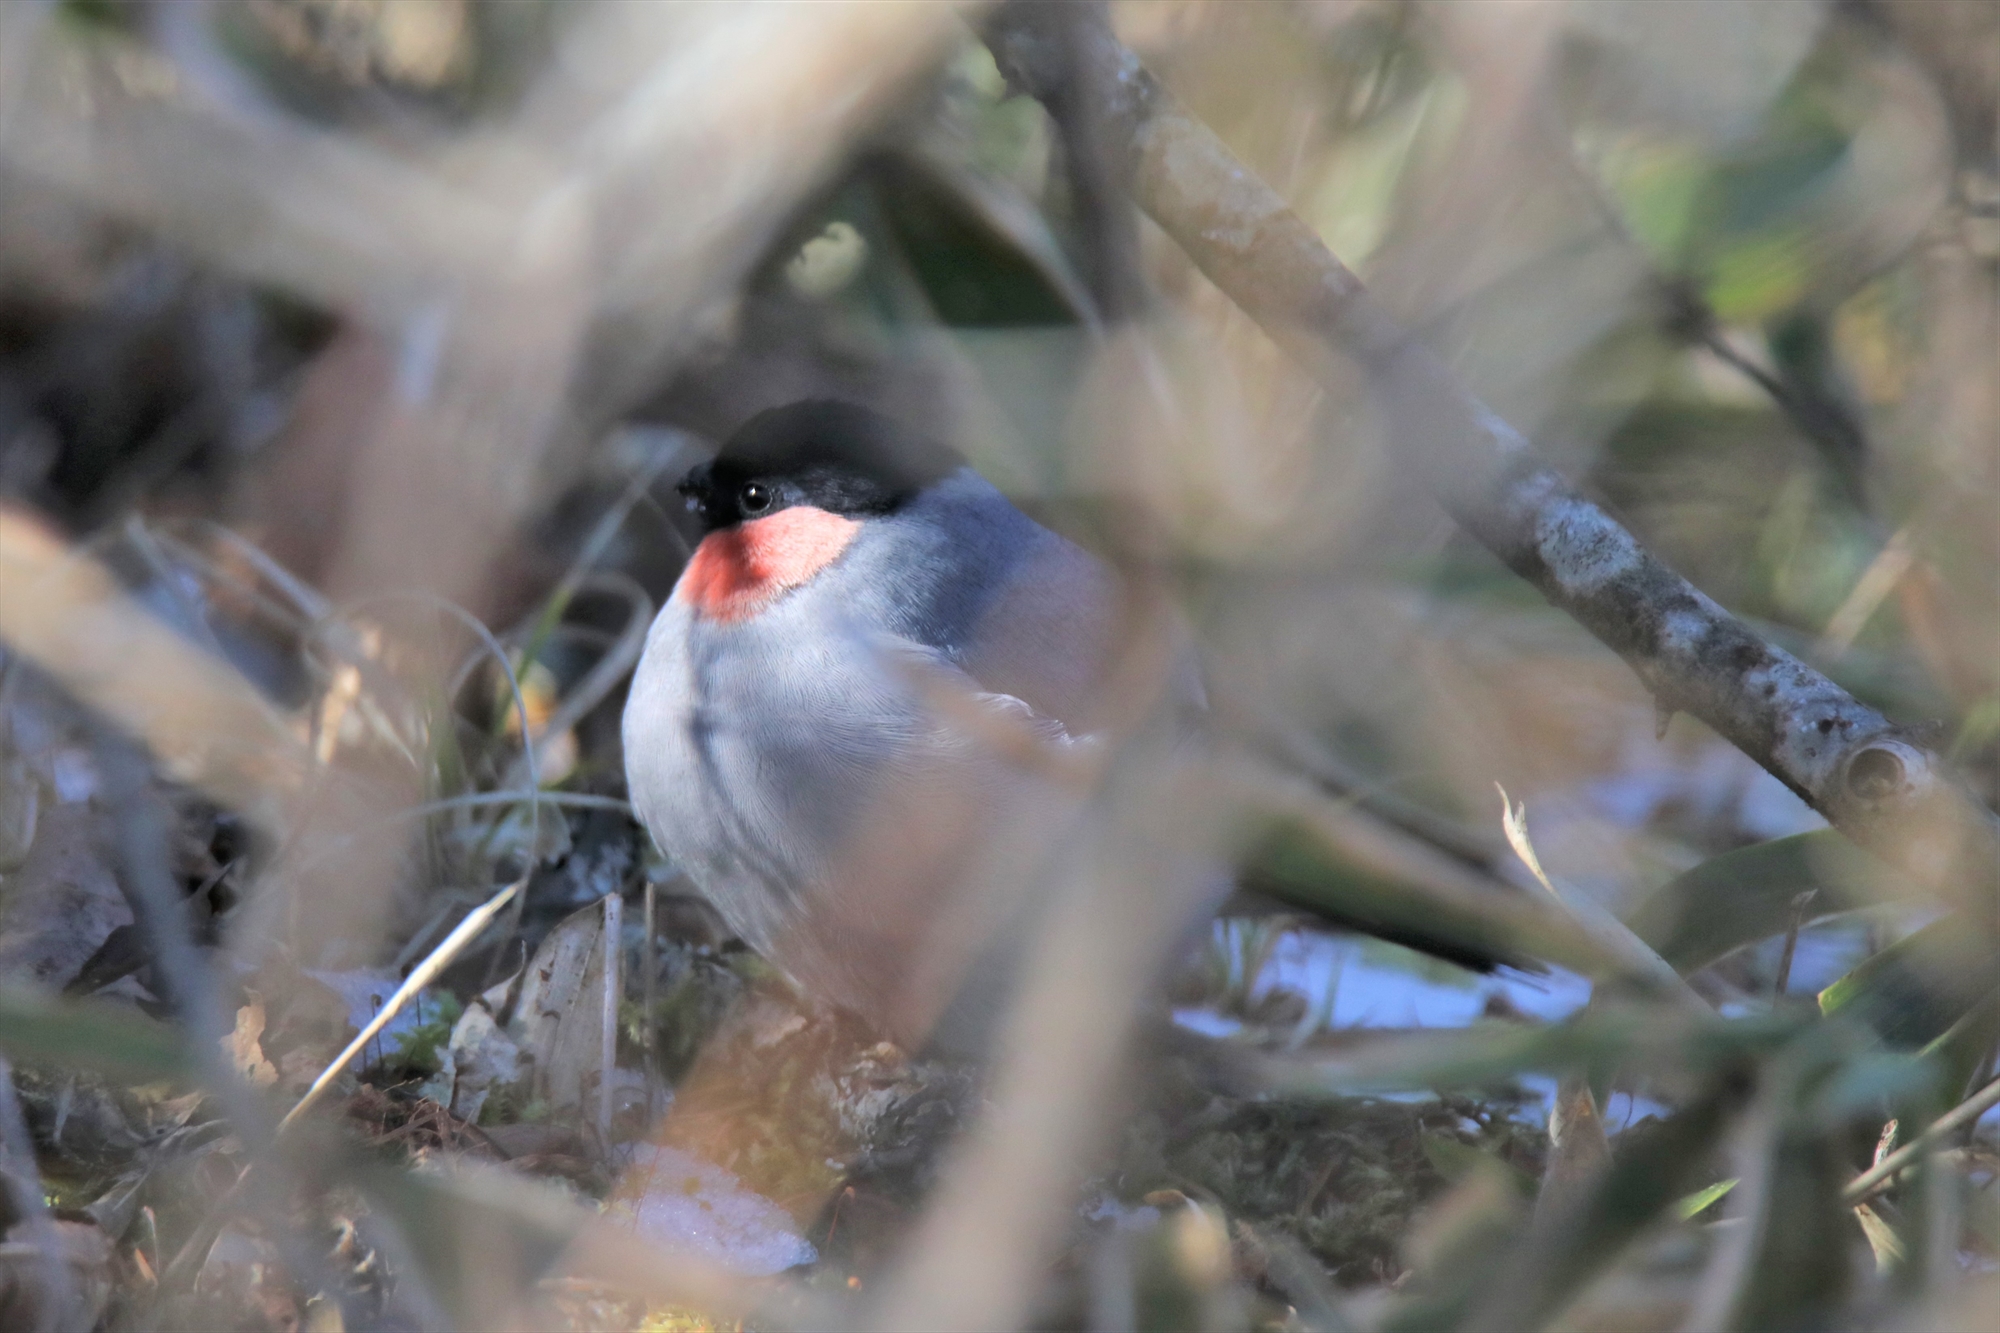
[623, 400, 1166, 1045]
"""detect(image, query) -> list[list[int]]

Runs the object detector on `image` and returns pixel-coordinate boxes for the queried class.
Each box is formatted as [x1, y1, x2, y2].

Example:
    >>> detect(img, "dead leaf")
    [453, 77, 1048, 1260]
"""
[1537, 1076, 1611, 1224]
[444, 1001, 521, 1125]
[1854, 1202, 1906, 1272]
[509, 902, 605, 1114]
[225, 1002, 278, 1088]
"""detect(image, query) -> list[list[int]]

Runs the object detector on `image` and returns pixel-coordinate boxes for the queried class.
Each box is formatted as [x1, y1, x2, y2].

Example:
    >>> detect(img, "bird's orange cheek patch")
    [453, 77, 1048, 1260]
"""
[676, 507, 862, 623]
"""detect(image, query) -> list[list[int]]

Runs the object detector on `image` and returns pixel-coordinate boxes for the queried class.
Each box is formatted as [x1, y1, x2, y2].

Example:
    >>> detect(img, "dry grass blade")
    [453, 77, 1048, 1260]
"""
[2, 4, 982, 620]
[1536, 1076, 1611, 1225]
[280, 876, 523, 1134]
[1819, 527, 1917, 659]
[0, 0, 1989, 1326]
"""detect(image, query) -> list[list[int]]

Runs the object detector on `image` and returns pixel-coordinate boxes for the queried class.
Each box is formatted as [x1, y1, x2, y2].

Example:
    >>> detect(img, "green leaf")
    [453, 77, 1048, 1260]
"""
[867, 155, 1083, 329]
[1805, 1050, 1942, 1126]
[1706, 225, 1816, 322]
[0, 984, 191, 1083]
[1919, 984, 2000, 1103]
[1729, 1131, 1854, 1330]
[1250, 1003, 1803, 1099]
[1675, 1177, 1739, 1220]
[1624, 830, 1888, 975]
[1240, 809, 1622, 979]
[1818, 917, 2000, 1050]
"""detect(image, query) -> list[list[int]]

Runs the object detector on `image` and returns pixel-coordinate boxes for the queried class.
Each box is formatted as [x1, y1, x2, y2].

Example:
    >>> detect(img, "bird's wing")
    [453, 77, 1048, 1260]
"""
[954, 523, 1207, 736]
[869, 631, 1097, 761]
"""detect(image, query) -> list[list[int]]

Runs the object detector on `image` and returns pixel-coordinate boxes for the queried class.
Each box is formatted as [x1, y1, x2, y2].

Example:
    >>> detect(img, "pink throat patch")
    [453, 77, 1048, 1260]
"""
[676, 506, 862, 623]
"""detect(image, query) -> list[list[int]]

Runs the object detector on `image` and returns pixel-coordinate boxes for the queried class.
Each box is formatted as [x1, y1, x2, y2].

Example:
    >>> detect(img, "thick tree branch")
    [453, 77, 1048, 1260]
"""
[986, 3, 2000, 915]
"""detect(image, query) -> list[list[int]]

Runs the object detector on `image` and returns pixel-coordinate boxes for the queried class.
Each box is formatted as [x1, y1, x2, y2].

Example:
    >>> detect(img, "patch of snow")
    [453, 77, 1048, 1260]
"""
[616, 1144, 816, 1276]
[1258, 930, 1593, 1030]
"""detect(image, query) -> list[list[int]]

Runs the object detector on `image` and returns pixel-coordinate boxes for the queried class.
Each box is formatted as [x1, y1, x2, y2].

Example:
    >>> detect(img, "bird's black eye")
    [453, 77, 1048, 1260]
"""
[739, 482, 772, 515]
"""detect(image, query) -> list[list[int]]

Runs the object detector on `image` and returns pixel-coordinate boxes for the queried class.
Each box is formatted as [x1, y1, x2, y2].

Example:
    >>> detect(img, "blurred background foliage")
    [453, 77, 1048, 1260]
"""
[0, 0, 1995, 1329]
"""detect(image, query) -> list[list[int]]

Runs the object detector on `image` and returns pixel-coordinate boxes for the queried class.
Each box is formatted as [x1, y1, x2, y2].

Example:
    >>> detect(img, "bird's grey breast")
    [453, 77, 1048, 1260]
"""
[624, 582, 923, 954]
[622, 468, 1124, 958]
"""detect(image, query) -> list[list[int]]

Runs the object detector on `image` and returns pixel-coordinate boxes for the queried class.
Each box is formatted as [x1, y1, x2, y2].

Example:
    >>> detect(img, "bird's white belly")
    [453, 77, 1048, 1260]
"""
[623, 593, 925, 956]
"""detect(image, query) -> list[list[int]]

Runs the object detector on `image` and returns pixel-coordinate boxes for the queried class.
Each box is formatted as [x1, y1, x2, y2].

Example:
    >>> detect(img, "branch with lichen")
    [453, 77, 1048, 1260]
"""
[985, 2, 2000, 918]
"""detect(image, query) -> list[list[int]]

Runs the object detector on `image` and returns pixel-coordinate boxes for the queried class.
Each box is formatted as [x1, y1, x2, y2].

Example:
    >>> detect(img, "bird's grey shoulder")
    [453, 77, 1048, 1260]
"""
[847, 468, 1125, 731]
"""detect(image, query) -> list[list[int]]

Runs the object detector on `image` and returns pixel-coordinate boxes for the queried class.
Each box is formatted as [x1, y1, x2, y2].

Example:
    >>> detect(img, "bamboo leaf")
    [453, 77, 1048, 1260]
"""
[1728, 1133, 1853, 1329]
[1819, 917, 2000, 1050]
[1624, 830, 1888, 976]
[1247, 1003, 1802, 1099]
[1676, 1177, 1739, 1220]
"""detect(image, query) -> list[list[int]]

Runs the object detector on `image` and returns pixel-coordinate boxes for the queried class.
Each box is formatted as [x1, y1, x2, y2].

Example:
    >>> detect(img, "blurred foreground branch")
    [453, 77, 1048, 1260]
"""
[986, 2, 2000, 916]
[0, 2, 975, 613]
[0, 508, 307, 834]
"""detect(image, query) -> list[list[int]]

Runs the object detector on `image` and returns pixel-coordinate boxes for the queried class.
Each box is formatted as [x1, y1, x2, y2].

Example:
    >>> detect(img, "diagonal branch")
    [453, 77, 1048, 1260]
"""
[984, 3, 2000, 918]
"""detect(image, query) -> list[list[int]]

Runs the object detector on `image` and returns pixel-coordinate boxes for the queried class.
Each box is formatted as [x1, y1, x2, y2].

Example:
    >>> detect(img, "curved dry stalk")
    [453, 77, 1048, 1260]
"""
[984, 2, 2000, 920]
[497, 570, 653, 792]
[333, 587, 545, 848]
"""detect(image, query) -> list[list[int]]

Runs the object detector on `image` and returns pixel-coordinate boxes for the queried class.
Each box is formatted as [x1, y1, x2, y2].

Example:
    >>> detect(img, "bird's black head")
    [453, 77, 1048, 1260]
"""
[676, 401, 965, 533]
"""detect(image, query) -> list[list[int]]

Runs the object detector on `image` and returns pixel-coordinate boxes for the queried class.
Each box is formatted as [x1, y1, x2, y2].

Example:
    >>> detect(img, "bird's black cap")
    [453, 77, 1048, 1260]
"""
[678, 401, 965, 531]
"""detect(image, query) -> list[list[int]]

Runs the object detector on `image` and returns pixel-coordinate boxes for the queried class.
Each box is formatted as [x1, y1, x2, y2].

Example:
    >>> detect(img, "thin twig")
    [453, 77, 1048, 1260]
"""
[1772, 890, 1818, 997]
[1687, 312, 1873, 515]
[1843, 1071, 2000, 1203]
[598, 891, 623, 1146]
[1035, 0, 1145, 323]
[642, 881, 658, 1117]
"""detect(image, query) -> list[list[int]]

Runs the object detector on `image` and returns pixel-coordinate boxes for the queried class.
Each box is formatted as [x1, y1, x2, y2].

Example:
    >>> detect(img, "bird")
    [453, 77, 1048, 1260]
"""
[622, 399, 1180, 1048]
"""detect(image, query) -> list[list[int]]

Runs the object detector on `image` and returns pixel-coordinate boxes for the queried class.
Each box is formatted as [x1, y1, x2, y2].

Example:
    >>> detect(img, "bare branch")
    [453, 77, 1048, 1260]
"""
[985, 2, 2000, 915]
